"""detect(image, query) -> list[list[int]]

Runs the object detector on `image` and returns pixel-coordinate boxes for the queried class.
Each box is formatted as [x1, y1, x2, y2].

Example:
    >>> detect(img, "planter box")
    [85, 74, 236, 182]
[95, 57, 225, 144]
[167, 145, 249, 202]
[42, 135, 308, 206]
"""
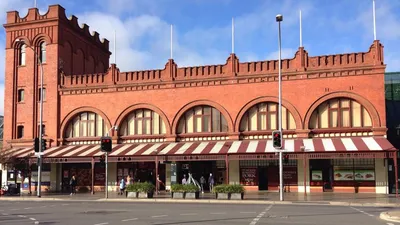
[138, 192, 154, 198]
[172, 192, 185, 199]
[230, 193, 244, 200]
[185, 192, 199, 199]
[216, 193, 230, 200]
[127, 192, 138, 198]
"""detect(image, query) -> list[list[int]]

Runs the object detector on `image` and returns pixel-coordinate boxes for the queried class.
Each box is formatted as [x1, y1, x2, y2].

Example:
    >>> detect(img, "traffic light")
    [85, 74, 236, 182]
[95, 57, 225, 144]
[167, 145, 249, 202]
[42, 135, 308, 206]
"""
[272, 130, 282, 149]
[34, 138, 39, 153]
[41, 139, 47, 151]
[100, 136, 112, 152]
[283, 153, 289, 164]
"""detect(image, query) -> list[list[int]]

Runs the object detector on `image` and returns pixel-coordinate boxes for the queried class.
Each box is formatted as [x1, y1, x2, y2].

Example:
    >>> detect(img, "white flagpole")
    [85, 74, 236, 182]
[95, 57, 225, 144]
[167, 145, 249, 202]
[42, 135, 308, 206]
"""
[373, 0, 377, 40]
[170, 25, 173, 59]
[299, 10, 303, 47]
[232, 17, 235, 54]
[114, 30, 117, 64]
[34, 0, 37, 8]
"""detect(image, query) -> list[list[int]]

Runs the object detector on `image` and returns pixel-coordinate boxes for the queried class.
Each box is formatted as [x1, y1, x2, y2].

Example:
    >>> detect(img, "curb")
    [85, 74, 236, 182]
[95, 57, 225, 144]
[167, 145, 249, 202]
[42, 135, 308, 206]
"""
[0, 197, 399, 207]
[380, 211, 400, 223]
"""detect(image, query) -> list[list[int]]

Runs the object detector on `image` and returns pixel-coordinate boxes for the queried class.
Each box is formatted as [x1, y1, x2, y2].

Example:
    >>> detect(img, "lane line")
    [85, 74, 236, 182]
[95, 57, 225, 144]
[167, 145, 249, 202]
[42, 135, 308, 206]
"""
[121, 218, 138, 222]
[250, 205, 273, 225]
[180, 213, 197, 216]
[94, 223, 109, 225]
[17, 215, 27, 218]
[24, 207, 32, 209]
[34, 221, 39, 225]
[350, 206, 374, 217]
[2, 213, 9, 216]
[152, 215, 168, 218]
[29, 218, 36, 221]
[210, 212, 226, 215]
[240, 212, 256, 214]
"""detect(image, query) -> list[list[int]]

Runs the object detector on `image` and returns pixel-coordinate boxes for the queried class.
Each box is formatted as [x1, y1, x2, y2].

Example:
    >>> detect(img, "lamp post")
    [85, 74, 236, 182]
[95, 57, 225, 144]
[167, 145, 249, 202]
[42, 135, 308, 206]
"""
[16, 39, 44, 198]
[275, 14, 284, 201]
[105, 126, 117, 199]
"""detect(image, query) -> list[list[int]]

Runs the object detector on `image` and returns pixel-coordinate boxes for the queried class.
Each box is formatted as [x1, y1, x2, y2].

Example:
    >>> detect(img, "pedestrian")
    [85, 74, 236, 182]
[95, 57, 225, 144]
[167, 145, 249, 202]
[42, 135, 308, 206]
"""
[182, 174, 187, 185]
[69, 175, 77, 195]
[119, 177, 126, 195]
[200, 175, 206, 193]
[127, 175, 132, 185]
[208, 173, 214, 192]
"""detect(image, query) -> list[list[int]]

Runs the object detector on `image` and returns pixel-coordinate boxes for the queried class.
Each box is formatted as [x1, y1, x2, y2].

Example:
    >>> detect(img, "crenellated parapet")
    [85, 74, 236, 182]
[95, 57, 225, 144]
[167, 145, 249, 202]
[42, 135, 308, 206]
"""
[60, 40, 385, 90]
[5, 4, 109, 51]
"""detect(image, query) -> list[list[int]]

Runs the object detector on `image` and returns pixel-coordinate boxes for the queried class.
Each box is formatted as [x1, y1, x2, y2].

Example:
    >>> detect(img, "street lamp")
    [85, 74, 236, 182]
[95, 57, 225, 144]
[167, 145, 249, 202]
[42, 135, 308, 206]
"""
[105, 125, 117, 199]
[15, 38, 44, 198]
[275, 14, 284, 201]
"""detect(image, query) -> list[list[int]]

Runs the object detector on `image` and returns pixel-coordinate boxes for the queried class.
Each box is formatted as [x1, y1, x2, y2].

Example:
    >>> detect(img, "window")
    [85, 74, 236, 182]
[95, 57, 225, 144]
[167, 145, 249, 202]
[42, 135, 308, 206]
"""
[40, 42, 46, 63]
[65, 112, 109, 138]
[19, 44, 26, 66]
[38, 88, 46, 101]
[119, 109, 166, 136]
[177, 105, 228, 134]
[239, 102, 296, 132]
[309, 98, 372, 129]
[18, 89, 24, 102]
[17, 125, 24, 138]
[38, 124, 46, 136]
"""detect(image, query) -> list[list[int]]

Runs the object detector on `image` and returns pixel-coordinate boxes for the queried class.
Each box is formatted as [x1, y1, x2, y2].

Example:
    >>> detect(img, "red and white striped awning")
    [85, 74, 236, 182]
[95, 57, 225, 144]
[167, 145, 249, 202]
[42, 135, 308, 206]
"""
[8, 137, 396, 158]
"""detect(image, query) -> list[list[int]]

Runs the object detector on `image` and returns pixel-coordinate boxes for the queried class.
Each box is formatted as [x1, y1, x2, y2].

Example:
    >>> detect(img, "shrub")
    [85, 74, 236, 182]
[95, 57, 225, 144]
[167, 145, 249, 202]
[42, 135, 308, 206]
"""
[171, 184, 200, 193]
[213, 184, 244, 193]
[126, 182, 155, 193]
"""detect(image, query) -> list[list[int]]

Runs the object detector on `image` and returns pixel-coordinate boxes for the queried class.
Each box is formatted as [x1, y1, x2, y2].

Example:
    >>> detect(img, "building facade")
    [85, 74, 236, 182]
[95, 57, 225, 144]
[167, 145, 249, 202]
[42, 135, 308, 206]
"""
[2, 5, 397, 194]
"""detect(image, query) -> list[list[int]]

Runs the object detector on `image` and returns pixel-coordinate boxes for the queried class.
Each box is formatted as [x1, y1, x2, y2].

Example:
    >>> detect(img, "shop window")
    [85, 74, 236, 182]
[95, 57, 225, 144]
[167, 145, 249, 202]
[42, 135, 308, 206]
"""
[177, 105, 228, 134]
[64, 112, 109, 138]
[119, 109, 166, 136]
[239, 102, 296, 132]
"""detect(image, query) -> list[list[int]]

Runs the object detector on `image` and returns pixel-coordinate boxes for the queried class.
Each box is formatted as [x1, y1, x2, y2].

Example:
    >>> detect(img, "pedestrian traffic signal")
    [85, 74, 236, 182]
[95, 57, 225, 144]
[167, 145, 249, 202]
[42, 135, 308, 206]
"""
[34, 138, 39, 153]
[100, 136, 112, 152]
[41, 139, 47, 151]
[283, 153, 289, 164]
[272, 130, 282, 149]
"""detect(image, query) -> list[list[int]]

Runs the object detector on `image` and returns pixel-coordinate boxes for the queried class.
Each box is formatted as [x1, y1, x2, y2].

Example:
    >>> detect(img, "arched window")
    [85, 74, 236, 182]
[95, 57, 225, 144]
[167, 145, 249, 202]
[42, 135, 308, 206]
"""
[119, 109, 166, 136]
[239, 102, 296, 131]
[309, 98, 372, 129]
[40, 42, 46, 63]
[19, 44, 26, 66]
[177, 105, 228, 134]
[64, 112, 109, 138]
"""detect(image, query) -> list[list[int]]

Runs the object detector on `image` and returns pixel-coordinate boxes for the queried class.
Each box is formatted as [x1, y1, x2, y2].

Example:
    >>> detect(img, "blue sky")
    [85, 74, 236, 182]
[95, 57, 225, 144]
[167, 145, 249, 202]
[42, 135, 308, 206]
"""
[0, 0, 399, 115]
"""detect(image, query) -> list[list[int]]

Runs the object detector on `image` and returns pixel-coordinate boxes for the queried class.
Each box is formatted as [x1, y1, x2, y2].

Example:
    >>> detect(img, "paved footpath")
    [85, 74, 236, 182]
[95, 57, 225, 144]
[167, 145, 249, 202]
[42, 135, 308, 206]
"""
[0, 200, 395, 225]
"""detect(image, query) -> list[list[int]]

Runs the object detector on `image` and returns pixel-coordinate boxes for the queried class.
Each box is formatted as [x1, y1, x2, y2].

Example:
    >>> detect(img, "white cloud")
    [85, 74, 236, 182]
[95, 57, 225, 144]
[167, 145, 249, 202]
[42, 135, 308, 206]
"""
[266, 48, 296, 60]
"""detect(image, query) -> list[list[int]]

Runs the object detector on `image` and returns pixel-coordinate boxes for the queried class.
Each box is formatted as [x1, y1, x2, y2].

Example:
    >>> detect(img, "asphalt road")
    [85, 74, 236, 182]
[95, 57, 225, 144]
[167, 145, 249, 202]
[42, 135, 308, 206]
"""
[0, 201, 395, 225]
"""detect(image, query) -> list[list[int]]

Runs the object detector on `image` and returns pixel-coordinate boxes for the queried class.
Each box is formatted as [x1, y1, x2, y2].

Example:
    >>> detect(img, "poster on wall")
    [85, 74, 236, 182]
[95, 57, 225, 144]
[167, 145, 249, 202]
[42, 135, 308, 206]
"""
[334, 170, 354, 181]
[311, 170, 323, 181]
[354, 170, 375, 181]
[240, 168, 258, 186]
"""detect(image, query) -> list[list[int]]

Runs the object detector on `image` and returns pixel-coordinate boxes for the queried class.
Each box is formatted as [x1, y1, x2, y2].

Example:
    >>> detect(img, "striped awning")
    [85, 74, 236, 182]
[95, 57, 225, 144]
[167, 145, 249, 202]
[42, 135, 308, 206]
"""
[7, 137, 396, 158]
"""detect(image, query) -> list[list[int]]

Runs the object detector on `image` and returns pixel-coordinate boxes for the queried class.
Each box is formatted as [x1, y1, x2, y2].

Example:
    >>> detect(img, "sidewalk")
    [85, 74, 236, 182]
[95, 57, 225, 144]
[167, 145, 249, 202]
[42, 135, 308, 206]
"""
[1, 191, 400, 207]
[380, 211, 400, 223]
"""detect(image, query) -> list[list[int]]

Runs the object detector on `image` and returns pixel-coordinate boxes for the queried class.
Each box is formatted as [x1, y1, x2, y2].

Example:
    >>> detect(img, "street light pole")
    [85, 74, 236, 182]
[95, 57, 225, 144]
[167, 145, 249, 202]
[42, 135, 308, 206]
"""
[276, 14, 284, 201]
[105, 126, 117, 199]
[16, 39, 44, 198]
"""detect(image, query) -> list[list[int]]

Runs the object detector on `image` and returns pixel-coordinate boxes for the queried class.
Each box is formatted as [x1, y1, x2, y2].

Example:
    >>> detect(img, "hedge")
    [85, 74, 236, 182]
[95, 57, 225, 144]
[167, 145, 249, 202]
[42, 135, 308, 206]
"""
[212, 184, 245, 193]
[171, 184, 200, 193]
[126, 182, 155, 193]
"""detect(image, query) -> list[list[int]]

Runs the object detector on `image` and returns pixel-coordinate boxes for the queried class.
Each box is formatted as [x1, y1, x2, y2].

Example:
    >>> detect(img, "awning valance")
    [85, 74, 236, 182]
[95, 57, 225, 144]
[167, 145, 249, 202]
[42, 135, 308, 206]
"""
[8, 137, 396, 159]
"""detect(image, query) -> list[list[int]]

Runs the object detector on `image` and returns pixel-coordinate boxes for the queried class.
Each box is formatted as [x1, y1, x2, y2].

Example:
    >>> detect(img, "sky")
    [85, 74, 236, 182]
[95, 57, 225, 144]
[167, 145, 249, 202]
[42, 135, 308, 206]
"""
[0, 0, 399, 116]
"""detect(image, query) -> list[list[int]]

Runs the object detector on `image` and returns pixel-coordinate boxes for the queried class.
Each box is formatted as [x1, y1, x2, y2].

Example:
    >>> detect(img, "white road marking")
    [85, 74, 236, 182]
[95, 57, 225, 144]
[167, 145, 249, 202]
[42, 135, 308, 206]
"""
[17, 215, 27, 218]
[2, 213, 9, 216]
[94, 223, 109, 225]
[121, 218, 138, 222]
[210, 212, 226, 215]
[29, 218, 36, 221]
[387, 223, 394, 225]
[250, 205, 273, 225]
[34, 221, 39, 225]
[24, 207, 32, 209]
[350, 207, 374, 217]
[152, 215, 168, 218]
[240, 212, 256, 214]
[180, 213, 197, 216]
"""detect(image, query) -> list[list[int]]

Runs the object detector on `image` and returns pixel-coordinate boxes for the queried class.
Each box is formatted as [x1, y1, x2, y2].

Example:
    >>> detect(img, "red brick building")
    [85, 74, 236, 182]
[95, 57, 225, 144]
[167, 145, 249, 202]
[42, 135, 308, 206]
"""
[2, 5, 397, 194]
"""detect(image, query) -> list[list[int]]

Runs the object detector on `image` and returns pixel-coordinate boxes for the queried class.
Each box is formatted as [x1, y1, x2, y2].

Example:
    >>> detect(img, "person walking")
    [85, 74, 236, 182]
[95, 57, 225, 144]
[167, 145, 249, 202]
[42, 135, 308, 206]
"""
[200, 175, 206, 193]
[208, 173, 214, 192]
[69, 175, 77, 195]
[119, 177, 126, 195]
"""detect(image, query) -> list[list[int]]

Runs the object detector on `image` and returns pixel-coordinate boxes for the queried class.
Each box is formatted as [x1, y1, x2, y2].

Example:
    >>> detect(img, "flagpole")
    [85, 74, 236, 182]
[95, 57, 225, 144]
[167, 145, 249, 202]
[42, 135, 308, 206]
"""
[34, 0, 37, 8]
[372, 0, 377, 40]
[170, 25, 173, 59]
[232, 17, 235, 54]
[299, 10, 303, 47]
[114, 30, 117, 64]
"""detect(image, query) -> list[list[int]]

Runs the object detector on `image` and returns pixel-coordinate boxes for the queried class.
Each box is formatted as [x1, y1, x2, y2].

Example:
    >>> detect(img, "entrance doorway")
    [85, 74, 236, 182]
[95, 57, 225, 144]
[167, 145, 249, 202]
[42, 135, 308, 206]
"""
[258, 167, 268, 190]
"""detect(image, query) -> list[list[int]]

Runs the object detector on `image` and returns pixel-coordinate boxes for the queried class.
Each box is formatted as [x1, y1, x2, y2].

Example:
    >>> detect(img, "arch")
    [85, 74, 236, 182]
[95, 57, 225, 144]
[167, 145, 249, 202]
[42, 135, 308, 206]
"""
[12, 36, 31, 48]
[115, 103, 171, 135]
[73, 48, 85, 74]
[32, 33, 52, 46]
[171, 100, 234, 134]
[304, 91, 381, 129]
[235, 96, 302, 132]
[60, 106, 112, 138]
